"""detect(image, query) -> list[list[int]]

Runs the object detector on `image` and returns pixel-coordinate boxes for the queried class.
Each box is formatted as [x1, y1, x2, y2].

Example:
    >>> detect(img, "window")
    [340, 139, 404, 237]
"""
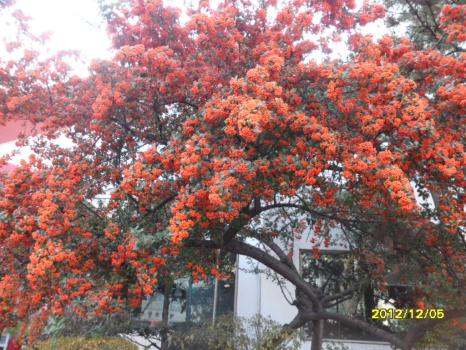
[140, 255, 236, 328]
[300, 250, 409, 342]
[0, 334, 9, 350]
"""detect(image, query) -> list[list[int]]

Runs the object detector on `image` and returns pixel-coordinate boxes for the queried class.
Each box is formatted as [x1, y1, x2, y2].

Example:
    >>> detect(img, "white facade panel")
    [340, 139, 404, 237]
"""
[235, 234, 392, 350]
[235, 254, 262, 319]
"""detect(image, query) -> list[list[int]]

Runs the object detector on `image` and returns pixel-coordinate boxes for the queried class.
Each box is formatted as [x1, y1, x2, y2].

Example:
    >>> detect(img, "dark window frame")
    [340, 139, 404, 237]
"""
[299, 249, 387, 342]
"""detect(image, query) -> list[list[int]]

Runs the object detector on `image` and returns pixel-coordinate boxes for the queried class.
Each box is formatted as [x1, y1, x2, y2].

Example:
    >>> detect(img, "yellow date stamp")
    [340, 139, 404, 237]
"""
[371, 308, 445, 320]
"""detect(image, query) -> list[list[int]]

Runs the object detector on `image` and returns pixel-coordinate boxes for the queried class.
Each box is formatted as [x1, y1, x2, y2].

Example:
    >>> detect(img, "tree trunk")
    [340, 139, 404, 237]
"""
[160, 282, 171, 350]
[311, 319, 324, 350]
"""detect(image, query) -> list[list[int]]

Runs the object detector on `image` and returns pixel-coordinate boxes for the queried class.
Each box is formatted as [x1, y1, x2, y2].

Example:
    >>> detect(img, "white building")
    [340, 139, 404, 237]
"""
[234, 235, 392, 350]
[137, 229, 395, 350]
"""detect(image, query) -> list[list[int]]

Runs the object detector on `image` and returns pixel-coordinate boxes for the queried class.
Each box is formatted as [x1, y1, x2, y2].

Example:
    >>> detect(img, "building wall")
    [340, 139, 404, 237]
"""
[0, 120, 34, 170]
[0, 332, 10, 350]
[236, 233, 393, 350]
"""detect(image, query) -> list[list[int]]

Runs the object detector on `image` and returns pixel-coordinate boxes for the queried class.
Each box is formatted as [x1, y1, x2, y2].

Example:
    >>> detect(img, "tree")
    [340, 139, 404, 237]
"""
[36, 336, 138, 350]
[0, 0, 464, 349]
[384, 0, 465, 54]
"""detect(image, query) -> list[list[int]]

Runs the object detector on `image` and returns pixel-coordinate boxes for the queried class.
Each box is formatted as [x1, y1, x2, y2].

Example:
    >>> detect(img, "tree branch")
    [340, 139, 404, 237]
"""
[224, 239, 321, 305]
[185, 238, 320, 304]
[260, 312, 307, 350]
[402, 309, 466, 349]
[303, 311, 405, 348]
[261, 239, 297, 273]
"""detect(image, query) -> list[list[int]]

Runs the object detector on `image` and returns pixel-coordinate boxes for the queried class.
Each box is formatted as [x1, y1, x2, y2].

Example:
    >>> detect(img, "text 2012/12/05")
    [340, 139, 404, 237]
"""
[371, 308, 445, 320]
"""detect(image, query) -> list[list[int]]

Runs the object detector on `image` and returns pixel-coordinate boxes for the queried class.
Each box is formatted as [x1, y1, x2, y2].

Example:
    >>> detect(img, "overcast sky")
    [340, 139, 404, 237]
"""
[10, 0, 195, 57]
[7, 0, 388, 63]
[15, 0, 113, 71]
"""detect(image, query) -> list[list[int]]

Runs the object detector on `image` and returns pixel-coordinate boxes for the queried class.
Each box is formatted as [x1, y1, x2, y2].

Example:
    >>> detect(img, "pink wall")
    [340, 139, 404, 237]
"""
[0, 120, 34, 143]
[0, 120, 34, 172]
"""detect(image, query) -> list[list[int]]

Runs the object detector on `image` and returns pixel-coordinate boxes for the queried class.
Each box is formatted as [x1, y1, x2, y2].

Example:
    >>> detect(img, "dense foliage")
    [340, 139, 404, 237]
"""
[36, 336, 137, 350]
[384, 0, 465, 53]
[168, 314, 302, 350]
